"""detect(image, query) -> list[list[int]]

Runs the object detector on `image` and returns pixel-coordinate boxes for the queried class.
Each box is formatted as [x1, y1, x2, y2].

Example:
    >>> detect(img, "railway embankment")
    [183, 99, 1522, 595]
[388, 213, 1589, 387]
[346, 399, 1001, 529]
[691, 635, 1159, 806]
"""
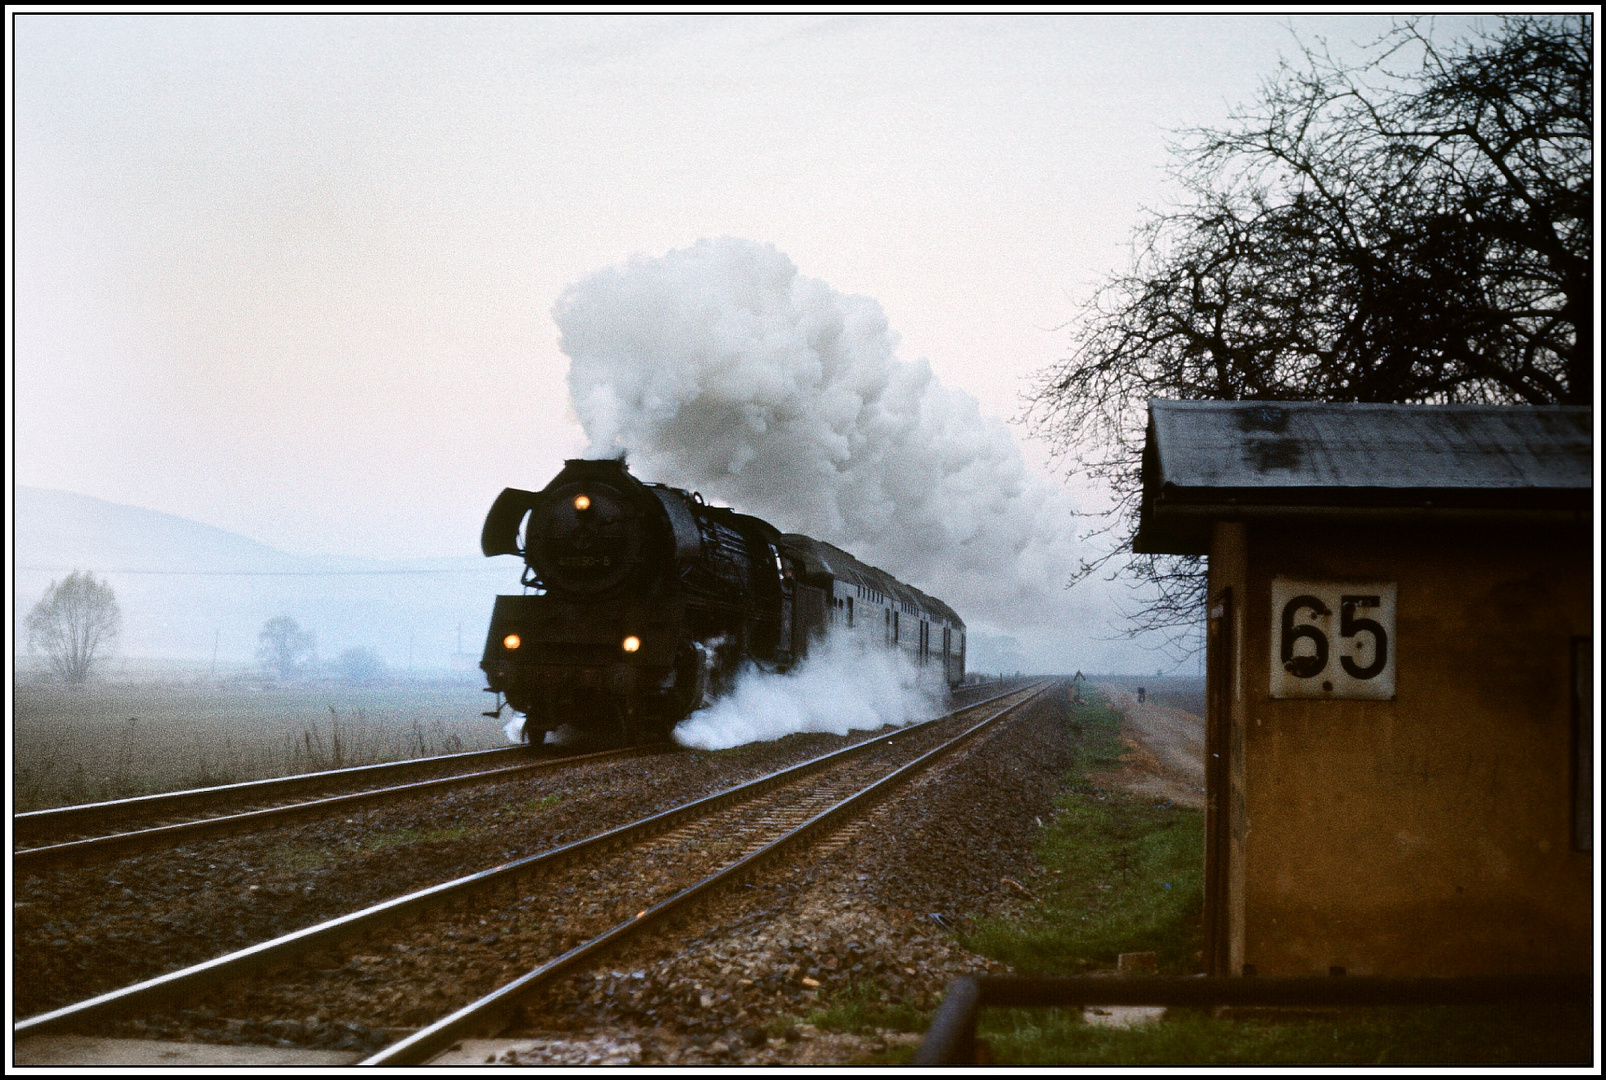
[15, 687, 1062, 1066]
[472, 680, 1212, 1066]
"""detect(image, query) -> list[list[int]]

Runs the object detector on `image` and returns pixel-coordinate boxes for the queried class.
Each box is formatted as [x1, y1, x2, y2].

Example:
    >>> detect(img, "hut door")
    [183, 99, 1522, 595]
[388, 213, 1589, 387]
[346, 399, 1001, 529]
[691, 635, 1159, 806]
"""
[1204, 588, 1234, 976]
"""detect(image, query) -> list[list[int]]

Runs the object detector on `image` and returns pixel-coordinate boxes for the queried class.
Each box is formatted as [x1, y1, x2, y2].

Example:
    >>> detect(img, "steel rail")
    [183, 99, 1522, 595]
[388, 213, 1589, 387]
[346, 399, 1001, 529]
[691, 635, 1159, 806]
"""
[19, 687, 1012, 848]
[14, 683, 1039, 1041]
[365, 680, 1057, 1065]
[16, 746, 533, 845]
[14, 744, 669, 871]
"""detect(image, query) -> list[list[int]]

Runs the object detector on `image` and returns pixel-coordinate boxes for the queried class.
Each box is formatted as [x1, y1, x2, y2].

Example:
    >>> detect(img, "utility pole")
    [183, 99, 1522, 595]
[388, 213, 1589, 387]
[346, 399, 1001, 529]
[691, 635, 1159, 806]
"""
[210, 629, 220, 680]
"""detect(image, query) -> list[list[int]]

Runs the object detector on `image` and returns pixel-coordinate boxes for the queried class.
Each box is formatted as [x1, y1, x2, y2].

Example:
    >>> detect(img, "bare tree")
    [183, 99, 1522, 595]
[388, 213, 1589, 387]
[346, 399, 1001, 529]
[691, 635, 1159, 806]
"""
[257, 616, 316, 681]
[1028, 16, 1592, 647]
[27, 571, 122, 685]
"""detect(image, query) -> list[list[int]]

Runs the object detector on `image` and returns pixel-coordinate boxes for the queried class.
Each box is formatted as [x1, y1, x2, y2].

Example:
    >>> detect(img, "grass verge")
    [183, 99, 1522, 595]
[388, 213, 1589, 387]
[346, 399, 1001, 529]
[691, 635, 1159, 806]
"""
[979, 1003, 1593, 1066]
[962, 690, 1203, 975]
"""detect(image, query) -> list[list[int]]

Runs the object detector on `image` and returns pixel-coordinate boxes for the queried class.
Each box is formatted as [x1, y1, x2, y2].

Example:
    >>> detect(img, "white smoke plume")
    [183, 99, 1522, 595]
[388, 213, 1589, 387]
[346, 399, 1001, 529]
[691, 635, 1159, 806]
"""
[673, 627, 941, 750]
[556, 237, 1110, 668]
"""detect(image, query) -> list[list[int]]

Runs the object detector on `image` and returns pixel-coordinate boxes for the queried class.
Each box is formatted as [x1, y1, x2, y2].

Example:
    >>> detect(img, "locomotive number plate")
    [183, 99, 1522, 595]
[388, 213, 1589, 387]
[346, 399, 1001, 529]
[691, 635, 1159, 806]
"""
[1269, 579, 1396, 700]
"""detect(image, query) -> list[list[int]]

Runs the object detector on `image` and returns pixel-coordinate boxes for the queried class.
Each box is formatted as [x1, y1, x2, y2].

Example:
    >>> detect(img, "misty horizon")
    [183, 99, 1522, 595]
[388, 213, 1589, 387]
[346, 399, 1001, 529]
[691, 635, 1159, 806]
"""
[14, 14, 1453, 675]
[18, 483, 1186, 676]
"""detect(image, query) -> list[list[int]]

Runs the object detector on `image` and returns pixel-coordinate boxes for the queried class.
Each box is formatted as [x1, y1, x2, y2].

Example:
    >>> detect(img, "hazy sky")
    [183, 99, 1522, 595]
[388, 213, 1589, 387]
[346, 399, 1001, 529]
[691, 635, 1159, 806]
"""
[12, 13, 1490, 663]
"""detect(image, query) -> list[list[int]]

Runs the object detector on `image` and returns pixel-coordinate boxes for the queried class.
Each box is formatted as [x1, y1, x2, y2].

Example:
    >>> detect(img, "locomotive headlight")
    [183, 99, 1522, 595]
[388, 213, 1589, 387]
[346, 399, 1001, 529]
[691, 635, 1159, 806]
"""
[503, 634, 521, 650]
[622, 635, 641, 653]
[573, 494, 591, 511]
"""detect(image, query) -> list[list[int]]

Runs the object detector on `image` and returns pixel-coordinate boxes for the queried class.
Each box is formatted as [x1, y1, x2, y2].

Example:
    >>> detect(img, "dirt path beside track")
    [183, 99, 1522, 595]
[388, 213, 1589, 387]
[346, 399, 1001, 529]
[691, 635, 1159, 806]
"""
[1094, 685, 1206, 810]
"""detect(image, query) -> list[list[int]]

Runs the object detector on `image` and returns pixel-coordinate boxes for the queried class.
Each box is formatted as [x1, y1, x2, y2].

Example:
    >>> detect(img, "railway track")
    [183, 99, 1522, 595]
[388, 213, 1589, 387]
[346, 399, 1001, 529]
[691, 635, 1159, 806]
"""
[16, 682, 1052, 1064]
[16, 685, 1020, 871]
[14, 744, 661, 872]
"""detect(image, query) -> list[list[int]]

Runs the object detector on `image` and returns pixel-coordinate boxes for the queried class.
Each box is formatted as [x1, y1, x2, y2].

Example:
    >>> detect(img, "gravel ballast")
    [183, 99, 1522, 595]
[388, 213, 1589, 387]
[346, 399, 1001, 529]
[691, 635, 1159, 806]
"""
[493, 686, 1084, 1065]
[15, 728, 917, 1018]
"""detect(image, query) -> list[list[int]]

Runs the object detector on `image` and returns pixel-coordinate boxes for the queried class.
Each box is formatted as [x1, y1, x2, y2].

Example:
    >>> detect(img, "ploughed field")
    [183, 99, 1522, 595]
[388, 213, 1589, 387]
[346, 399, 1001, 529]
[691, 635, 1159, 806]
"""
[14, 686, 1084, 1065]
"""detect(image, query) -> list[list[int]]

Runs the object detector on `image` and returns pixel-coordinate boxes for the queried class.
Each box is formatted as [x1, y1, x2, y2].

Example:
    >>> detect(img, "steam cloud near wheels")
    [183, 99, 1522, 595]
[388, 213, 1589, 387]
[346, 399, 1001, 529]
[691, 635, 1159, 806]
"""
[673, 627, 942, 750]
[556, 237, 1112, 670]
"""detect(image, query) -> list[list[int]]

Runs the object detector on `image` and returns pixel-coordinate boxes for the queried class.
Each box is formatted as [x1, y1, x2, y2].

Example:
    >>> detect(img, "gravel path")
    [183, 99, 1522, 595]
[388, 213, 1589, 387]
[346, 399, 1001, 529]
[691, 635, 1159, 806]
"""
[1095, 685, 1206, 810]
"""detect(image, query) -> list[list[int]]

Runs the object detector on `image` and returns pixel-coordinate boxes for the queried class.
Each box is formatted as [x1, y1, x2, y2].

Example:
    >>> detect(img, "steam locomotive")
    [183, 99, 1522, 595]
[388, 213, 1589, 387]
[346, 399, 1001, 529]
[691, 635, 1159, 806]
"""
[479, 458, 966, 744]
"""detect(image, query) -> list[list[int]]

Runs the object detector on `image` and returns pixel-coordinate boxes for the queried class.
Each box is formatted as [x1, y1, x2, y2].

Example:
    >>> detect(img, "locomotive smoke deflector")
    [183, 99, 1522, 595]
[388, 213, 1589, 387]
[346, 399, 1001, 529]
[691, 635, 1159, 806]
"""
[481, 488, 538, 558]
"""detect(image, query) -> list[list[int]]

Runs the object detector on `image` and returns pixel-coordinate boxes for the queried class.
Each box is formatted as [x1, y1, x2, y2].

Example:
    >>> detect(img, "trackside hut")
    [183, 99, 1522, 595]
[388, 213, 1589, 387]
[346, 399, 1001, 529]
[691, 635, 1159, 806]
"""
[1134, 400, 1593, 978]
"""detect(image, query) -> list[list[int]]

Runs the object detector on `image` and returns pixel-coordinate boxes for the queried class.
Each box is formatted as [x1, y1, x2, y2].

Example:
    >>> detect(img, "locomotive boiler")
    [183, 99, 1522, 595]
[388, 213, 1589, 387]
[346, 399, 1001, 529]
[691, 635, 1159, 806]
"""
[479, 458, 966, 744]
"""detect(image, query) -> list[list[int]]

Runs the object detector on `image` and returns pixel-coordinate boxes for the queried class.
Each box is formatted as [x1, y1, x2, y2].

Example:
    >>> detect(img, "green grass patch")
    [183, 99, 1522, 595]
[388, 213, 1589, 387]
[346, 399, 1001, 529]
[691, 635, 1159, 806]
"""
[962, 692, 1204, 975]
[979, 1004, 1592, 1066]
[361, 821, 474, 850]
[265, 842, 336, 872]
[516, 792, 566, 814]
[808, 980, 929, 1036]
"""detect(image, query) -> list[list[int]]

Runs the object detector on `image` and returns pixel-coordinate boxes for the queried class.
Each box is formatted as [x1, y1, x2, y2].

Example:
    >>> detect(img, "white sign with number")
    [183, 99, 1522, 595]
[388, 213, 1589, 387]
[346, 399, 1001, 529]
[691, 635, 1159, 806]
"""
[1269, 580, 1397, 700]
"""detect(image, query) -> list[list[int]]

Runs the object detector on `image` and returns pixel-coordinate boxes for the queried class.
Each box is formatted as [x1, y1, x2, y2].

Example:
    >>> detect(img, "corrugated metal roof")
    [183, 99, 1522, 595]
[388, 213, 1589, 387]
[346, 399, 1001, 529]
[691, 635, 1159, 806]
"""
[1149, 400, 1592, 491]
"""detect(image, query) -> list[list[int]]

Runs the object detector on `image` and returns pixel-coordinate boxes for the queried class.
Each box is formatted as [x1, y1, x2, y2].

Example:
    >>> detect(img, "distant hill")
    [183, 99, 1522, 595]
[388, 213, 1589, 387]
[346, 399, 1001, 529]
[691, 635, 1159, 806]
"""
[15, 487, 520, 669]
[17, 486, 319, 572]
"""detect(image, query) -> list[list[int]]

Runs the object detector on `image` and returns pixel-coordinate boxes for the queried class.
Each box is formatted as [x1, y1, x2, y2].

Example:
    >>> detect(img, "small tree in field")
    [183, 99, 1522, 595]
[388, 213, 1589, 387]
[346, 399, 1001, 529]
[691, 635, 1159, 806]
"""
[27, 571, 122, 685]
[257, 616, 316, 680]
